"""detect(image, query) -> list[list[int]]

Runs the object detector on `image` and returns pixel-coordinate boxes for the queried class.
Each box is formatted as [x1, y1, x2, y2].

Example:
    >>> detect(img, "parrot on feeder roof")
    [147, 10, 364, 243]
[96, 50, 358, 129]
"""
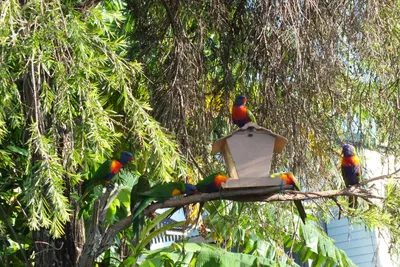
[341, 143, 362, 209]
[271, 172, 307, 224]
[231, 95, 257, 128]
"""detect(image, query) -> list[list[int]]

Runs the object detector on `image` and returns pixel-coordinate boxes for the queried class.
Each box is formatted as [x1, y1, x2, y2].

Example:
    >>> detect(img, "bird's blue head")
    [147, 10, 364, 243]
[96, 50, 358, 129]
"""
[342, 144, 355, 157]
[119, 151, 134, 165]
[184, 183, 198, 195]
[234, 95, 247, 106]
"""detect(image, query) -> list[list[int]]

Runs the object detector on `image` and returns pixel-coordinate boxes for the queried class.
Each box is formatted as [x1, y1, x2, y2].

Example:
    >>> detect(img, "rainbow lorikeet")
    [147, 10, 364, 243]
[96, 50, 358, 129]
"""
[81, 151, 134, 201]
[341, 144, 362, 208]
[131, 182, 198, 221]
[196, 172, 229, 193]
[130, 175, 151, 245]
[271, 172, 307, 224]
[194, 172, 228, 226]
[231, 95, 257, 128]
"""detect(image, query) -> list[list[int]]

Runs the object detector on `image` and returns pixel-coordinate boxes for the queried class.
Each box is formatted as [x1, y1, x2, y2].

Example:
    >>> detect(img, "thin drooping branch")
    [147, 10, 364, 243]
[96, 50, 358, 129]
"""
[358, 170, 400, 186]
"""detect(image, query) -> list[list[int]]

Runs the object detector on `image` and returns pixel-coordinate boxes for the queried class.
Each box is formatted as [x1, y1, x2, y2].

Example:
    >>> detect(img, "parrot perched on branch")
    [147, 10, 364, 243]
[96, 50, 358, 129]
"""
[231, 95, 257, 128]
[341, 144, 362, 209]
[194, 172, 229, 226]
[196, 172, 229, 193]
[81, 151, 134, 202]
[271, 172, 307, 224]
[131, 182, 198, 222]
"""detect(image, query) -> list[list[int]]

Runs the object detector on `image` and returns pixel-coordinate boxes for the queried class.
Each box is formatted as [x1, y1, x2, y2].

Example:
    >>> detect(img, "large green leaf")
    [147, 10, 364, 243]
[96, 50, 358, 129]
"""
[137, 220, 185, 252]
[288, 223, 357, 267]
[143, 243, 290, 267]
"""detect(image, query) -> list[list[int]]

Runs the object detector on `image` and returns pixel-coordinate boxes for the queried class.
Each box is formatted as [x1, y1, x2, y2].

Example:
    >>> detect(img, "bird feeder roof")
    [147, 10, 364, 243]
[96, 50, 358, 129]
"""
[211, 125, 288, 155]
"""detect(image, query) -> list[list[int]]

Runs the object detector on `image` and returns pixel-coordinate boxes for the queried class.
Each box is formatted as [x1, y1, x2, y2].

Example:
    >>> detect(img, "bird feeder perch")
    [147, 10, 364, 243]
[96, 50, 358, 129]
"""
[211, 122, 288, 188]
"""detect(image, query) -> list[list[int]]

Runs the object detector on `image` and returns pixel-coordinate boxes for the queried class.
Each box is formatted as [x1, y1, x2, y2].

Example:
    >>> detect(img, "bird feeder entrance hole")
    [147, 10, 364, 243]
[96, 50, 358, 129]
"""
[211, 124, 288, 188]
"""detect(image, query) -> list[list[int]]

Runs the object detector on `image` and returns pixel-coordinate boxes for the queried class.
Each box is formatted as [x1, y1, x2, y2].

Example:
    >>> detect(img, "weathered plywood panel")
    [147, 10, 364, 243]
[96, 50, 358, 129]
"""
[222, 144, 239, 180]
[226, 131, 275, 179]
[222, 176, 283, 188]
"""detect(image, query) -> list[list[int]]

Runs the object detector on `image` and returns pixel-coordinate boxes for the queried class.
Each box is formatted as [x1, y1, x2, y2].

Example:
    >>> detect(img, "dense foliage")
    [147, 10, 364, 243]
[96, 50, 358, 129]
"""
[0, 0, 400, 266]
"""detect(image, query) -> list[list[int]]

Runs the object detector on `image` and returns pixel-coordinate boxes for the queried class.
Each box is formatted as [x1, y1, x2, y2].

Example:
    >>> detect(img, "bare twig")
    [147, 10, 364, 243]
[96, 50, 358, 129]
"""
[358, 172, 400, 186]
[329, 196, 344, 220]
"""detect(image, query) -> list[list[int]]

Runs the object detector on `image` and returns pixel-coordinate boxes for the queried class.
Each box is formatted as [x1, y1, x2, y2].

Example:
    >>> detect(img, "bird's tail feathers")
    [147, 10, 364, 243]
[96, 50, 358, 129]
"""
[294, 200, 307, 224]
[132, 197, 154, 221]
[349, 196, 358, 209]
[132, 214, 145, 245]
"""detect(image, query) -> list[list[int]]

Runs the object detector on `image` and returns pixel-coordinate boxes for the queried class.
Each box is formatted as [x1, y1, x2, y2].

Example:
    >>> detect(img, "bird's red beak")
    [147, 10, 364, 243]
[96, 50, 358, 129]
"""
[130, 156, 135, 161]
[194, 190, 199, 195]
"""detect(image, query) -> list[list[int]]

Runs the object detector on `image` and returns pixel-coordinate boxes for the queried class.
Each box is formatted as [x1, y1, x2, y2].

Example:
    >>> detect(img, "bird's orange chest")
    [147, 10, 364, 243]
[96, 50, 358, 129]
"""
[341, 156, 360, 166]
[110, 160, 123, 174]
[282, 177, 292, 185]
[232, 106, 248, 119]
[214, 174, 228, 187]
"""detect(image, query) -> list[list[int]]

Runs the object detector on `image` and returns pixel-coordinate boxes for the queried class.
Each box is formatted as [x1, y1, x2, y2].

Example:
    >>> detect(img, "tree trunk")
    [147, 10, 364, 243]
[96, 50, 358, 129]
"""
[33, 229, 73, 267]
[21, 64, 83, 266]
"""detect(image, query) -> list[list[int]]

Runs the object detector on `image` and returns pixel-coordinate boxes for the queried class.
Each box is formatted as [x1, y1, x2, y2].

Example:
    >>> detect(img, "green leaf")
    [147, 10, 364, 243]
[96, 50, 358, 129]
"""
[6, 145, 28, 156]
[138, 259, 158, 267]
[117, 188, 130, 209]
[144, 243, 285, 267]
[137, 220, 185, 252]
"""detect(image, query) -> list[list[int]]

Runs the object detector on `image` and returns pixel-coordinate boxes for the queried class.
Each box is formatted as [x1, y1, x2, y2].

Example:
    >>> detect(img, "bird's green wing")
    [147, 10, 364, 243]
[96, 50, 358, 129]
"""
[287, 173, 306, 223]
[132, 182, 187, 223]
[80, 160, 111, 201]
[131, 176, 151, 211]
[131, 197, 155, 221]
[138, 182, 185, 198]
[90, 159, 112, 185]
[269, 173, 281, 179]
[289, 172, 301, 191]
[246, 108, 257, 123]
[80, 159, 114, 203]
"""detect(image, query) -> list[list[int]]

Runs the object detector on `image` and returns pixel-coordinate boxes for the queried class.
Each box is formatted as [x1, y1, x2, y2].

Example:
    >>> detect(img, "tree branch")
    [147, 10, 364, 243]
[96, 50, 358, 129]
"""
[92, 171, 399, 259]
[99, 184, 385, 252]
[78, 187, 113, 267]
[358, 170, 400, 186]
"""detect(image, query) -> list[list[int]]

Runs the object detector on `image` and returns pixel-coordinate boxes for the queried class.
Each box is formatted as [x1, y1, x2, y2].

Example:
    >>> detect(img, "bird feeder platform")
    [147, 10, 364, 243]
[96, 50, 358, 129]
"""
[211, 123, 288, 189]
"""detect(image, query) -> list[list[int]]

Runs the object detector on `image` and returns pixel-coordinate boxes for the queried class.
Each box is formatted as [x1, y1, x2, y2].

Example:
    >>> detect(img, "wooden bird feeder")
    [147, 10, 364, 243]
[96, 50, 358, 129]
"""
[211, 122, 288, 188]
